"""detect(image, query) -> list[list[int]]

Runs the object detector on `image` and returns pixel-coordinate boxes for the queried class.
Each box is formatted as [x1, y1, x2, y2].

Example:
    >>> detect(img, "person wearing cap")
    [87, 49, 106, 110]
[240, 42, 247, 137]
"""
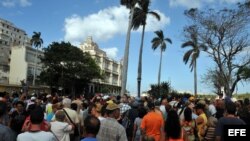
[97, 103, 127, 141]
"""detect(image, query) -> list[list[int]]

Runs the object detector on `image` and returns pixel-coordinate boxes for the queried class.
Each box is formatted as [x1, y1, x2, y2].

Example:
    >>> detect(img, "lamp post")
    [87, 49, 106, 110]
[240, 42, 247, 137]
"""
[60, 62, 65, 95]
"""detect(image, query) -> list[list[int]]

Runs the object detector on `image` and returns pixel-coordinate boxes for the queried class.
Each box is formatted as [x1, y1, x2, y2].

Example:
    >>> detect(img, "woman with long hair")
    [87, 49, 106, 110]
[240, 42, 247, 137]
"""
[181, 107, 196, 141]
[165, 110, 183, 141]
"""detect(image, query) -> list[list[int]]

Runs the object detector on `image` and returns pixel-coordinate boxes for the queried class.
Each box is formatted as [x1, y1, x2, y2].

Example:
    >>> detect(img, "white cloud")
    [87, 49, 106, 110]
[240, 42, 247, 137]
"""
[19, 0, 31, 7]
[144, 10, 171, 32]
[1, 0, 31, 7]
[169, 0, 202, 8]
[102, 47, 119, 59]
[221, 0, 243, 3]
[2, 0, 15, 7]
[169, 0, 243, 8]
[64, 6, 170, 44]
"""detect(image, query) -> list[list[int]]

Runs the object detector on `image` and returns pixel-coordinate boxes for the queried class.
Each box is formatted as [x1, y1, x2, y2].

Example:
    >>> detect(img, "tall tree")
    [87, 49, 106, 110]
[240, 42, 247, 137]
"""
[120, 0, 138, 95]
[184, 3, 250, 97]
[132, 0, 160, 97]
[151, 30, 172, 91]
[182, 25, 207, 97]
[39, 41, 102, 96]
[30, 31, 43, 86]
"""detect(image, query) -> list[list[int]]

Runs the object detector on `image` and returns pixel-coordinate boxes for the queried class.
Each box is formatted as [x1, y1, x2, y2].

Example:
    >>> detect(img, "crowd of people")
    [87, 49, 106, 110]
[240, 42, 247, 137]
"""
[0, 91, 249, 141]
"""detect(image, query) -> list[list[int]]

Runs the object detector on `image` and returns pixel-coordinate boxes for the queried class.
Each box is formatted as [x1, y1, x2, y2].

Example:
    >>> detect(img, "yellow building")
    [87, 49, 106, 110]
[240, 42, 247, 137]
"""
[80, 37, 123, 94]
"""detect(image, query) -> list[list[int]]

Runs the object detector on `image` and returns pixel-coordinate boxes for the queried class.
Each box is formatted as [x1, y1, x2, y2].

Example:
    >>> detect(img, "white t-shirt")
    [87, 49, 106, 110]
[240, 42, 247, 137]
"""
[208, 104, 217, 116]
[159, 105, 167, 120]
[17, 131, 56, 141]
[50, 121, 73, 141]
[98, 116, 105, 121]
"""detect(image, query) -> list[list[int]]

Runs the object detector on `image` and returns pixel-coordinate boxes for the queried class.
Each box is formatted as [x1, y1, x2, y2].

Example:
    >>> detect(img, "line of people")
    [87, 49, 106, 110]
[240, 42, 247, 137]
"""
[0, 92, 249, 141]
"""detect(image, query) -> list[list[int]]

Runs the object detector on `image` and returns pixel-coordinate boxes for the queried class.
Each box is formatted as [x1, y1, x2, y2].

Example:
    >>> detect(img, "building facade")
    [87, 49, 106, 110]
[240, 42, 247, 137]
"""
[9, 46, 43, 85]
[80, 37, 123, 94]
[0, 17, 42, 86]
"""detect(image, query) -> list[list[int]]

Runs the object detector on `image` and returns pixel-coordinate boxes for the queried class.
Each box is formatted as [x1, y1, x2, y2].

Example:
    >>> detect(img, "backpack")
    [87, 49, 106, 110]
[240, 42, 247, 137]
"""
[122, 110, 131, 129]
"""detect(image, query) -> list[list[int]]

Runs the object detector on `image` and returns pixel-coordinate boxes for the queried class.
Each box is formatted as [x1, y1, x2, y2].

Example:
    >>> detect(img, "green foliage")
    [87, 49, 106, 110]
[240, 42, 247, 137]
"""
[30, 32, 43, 48]
[148, 81, 172, 99]
[151, 30, 172, 52]
[132, 0, 160, 30]
[238, 66, 250, 80]
[38, 41, 102, 95]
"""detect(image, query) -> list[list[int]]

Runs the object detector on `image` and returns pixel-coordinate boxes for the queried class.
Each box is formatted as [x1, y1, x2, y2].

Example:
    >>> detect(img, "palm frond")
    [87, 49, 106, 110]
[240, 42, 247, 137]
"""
[132, 8, 144, 30]
[151, 38, 161, 50]
[181, 41, 195, 48]
[164, 38, 172, 44]
[120, 0, 138, 9]
[161, 42, 167, 52]
[149, 11, 161, 21]
[183, 49, 193, 64]
[155, 30, 164, 39]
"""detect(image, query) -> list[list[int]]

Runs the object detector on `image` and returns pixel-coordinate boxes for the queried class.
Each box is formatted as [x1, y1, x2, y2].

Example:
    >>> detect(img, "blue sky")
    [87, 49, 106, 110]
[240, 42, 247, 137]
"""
[0, 0, 249, 95]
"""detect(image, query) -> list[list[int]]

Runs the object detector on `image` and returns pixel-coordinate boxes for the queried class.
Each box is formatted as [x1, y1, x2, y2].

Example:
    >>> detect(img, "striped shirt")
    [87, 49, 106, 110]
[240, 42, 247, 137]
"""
[97, 117, 127, 141]
[203, 127, 216, 141]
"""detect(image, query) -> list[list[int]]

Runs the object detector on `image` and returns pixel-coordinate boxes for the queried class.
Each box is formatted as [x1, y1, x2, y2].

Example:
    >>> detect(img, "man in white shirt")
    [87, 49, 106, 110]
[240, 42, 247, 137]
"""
[51, 110, 74, 141]
[17, 106, 56, 141]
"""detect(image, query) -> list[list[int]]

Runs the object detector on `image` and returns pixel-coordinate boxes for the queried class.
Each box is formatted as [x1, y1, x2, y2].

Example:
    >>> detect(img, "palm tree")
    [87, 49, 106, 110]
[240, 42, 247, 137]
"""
[120, 0, 138, 95]
[181, 28, 207, 97]
[132, 0, 160, 98]
[30, 31, 43, 86]
[151, 30, 172, 92]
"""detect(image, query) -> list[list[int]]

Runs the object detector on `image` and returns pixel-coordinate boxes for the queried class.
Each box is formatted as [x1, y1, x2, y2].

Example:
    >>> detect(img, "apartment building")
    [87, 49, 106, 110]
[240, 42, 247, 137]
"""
[0, 17, 42, 86]
[9, 46, 43, 85]
[80, 36, 123, 94]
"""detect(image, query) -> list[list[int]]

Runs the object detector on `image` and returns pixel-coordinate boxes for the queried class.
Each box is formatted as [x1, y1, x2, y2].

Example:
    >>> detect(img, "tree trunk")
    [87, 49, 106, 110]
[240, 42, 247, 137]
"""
[194, 59, 197, 97]
[137, 25, 146, 98]
[158, 49, 163, 95]
[33, 47, 38, 86]
[121, 7, 135, 96]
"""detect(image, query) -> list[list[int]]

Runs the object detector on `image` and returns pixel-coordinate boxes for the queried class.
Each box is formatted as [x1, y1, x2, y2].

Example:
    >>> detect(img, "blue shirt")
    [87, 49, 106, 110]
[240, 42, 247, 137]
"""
[81, 137, 98, 141]
[46, 112, 54, 122]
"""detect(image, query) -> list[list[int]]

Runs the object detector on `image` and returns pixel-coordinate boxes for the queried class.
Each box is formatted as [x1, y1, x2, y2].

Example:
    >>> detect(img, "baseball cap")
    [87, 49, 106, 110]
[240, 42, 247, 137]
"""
[31, 96, 36, 101]
[106, 100, 114, 104]
[106, 103, 120, 110]
[46, 94, 52, 98]
[189, 96, 195, 102]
